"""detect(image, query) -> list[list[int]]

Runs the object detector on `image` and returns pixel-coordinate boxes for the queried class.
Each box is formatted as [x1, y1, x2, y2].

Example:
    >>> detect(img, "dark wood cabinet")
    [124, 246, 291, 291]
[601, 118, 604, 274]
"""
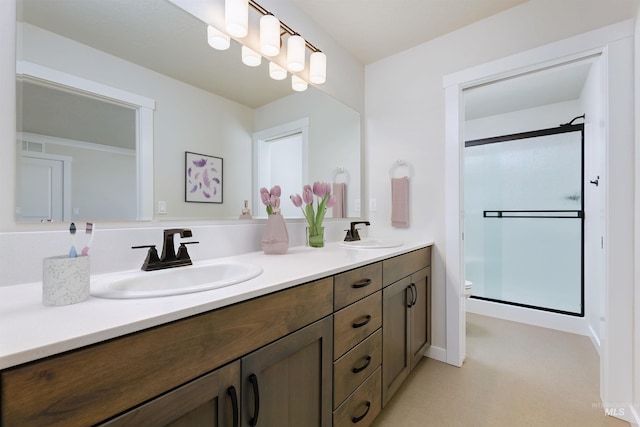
[381, 248, 431, 407]
[241, 316, 333, 427]
[101, 361, 241, 427]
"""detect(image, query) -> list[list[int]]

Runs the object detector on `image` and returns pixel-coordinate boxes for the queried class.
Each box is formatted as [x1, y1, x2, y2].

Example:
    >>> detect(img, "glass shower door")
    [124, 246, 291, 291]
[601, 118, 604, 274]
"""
[464, 125, 584, 315]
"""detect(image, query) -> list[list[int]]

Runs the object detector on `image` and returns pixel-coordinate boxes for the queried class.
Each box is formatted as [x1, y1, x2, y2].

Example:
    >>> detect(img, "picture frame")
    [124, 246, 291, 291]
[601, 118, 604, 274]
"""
[185, 151, 223, 203]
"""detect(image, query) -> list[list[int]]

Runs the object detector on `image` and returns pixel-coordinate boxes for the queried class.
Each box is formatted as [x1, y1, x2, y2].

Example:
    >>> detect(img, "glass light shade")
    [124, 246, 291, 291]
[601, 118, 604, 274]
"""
[309, 51, 326, 84]
[207, 25, 230, 50]
[269, 62, 287, 80]
[287, 35, 306, 72]
[242, 45, 262, 67]
[225, 0, 248, 38]
[260, 14, 281, 57]
[291, 75, 308, 92]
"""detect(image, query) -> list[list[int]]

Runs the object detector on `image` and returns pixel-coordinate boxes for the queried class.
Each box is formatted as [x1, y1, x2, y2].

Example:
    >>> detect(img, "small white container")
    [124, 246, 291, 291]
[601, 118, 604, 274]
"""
[42, 255, 90, 306]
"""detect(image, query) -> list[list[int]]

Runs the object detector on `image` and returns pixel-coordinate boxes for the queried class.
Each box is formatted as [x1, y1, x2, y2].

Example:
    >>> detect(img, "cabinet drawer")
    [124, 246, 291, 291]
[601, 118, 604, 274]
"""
[333, 329, 382, 408]
[382, 247, 431, 287]
[334, 292, 382, 359]
[333, 367, 382, 427]
[334, 262, 382, 311]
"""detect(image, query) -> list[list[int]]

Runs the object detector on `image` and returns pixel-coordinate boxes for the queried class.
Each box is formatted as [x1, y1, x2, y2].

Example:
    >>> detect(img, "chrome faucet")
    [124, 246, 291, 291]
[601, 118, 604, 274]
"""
[344, 221, 370, 241]
[132, 228, 199, 271]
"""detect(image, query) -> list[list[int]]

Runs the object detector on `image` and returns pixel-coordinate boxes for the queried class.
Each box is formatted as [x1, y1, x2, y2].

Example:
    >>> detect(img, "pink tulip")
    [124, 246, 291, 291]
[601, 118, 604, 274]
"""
[313, 181, 329, 198]
[303, 184, 312, 194]
[271, 185, 281, 197]
[303, 187, 314, 204]
[260, 191, 271, 206]
[290, 194, 303, 207]
[326, 195, 336, 208]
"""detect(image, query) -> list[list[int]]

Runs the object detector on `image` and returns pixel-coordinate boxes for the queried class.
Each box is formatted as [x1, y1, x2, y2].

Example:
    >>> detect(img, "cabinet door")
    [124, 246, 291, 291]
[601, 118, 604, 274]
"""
[381, 276, 412, 407]
[409, 266, 431, 371]
[101, 361, 241, 427]
[241, 316, 333, 427]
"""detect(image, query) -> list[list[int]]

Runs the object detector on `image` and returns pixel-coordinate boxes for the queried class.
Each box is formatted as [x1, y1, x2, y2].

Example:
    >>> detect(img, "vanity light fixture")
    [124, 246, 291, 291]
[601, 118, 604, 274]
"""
[207, 25, 230, 50]
[212, 0, 326, 90]
[269, 62, 287, 80]
[260, 13, 281, 57]
[225, 0, 249, 38]
[291, 75, 308, 92]
[309, 51, 327, 84]
[241, 45, 262, 67]
[286, 34, 306, 72]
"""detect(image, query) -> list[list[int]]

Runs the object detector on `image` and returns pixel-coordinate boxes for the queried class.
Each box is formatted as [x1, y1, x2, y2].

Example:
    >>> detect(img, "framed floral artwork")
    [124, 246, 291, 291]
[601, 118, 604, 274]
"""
[185, 151, 223, 203]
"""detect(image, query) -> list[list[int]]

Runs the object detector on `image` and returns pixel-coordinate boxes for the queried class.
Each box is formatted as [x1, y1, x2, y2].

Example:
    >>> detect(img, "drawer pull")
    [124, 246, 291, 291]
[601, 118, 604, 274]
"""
[352, 315, 372, 329]
[351, 355, 372, 374]
[227, 386, 239, 427]
[351, 278, 372, 289]
[352, 401, 371, 424]
[248, 374, 260, 427]
[411, 283, 417, 306]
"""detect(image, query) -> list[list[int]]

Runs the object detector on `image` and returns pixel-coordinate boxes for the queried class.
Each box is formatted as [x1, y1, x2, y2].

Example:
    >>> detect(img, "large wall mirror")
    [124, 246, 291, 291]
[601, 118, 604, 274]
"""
[15, 0, 362, 223]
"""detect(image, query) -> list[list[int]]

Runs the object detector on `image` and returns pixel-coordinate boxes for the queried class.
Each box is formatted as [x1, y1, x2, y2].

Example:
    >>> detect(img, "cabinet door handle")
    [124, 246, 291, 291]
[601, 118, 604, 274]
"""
[248, 374, 260, 427]
[352, 315, 372, 329]
[351, 355, 372, 374]
[411, 283, 417, 306]
[352, 278, 372, 289]
[406, 285, 414, 308]
[351, 401, 371, 423]
[227, 386, 239, 427]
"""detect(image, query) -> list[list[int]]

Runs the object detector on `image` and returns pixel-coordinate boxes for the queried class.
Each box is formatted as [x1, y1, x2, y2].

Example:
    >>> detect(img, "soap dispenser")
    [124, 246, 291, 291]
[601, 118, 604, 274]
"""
[239, 200, 252, 219]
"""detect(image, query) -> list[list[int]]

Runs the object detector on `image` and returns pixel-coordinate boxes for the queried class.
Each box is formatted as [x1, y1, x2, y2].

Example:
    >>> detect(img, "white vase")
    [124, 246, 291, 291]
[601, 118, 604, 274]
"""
[261, 214, 289, 254]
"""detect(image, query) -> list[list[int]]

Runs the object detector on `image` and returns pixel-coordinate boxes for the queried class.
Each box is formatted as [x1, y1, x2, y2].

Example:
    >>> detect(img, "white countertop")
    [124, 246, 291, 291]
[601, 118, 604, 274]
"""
[0, 241, 432, 370]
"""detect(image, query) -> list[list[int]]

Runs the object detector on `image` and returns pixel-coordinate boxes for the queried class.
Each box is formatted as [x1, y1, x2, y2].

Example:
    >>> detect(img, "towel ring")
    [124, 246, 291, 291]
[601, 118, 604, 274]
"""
[332, 166, 350, 184]
[389, 160, 413, 179]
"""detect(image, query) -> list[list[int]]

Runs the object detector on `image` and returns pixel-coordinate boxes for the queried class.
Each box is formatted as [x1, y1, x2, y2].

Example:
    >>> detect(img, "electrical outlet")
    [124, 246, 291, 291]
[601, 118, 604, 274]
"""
[355, 199, 361, 212]
[369, 198, 377, 212]
[158, 200, 167, 214]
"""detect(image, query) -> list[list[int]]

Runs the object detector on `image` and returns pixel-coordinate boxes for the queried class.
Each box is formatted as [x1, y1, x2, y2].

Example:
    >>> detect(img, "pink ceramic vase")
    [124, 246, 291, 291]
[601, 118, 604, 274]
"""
[261, 213, 289, 254]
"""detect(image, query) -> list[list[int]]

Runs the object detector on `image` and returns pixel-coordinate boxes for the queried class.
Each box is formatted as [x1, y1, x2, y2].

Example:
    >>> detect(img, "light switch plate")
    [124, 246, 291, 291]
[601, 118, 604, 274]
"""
[158, 200, 167, 214]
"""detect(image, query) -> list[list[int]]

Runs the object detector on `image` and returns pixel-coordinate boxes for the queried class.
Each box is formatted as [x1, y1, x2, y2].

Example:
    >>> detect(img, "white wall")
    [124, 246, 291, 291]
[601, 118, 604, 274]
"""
[365, 0, 638, 402]
[633, 4, 640, 423]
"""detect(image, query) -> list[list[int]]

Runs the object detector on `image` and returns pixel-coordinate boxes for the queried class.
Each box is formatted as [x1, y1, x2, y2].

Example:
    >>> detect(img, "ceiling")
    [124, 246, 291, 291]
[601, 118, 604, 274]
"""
[291, 0, 528, 65]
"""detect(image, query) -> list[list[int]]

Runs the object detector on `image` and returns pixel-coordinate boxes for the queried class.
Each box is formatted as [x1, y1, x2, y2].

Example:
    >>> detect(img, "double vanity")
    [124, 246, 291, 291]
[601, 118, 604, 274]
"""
[0, 240, 432, 426]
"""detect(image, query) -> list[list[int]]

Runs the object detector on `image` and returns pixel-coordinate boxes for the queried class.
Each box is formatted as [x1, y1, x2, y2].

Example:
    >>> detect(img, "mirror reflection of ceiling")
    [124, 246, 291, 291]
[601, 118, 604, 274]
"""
[464, 59, 595, 120]
[19, 81, 136, 149]
[18, 0, 293, 109]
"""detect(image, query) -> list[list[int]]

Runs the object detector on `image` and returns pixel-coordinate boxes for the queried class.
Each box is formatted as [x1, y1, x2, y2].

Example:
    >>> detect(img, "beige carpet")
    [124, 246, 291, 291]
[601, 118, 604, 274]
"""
[372, 313, 630, 427]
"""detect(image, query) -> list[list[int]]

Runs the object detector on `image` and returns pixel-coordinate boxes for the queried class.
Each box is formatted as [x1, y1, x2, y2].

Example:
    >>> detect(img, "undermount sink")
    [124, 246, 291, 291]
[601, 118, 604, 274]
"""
[338, 239, 403, 249]
[91, 260, 263, 299]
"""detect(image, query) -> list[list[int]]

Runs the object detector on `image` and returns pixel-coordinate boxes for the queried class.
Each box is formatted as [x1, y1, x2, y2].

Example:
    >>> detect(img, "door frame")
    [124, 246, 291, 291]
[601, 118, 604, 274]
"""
[443, 20, 634, 421]
[19, 150, 72, 221]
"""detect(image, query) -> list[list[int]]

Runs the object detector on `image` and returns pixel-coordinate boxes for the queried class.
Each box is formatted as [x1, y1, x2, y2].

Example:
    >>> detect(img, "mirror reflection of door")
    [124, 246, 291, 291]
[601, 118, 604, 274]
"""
[19, 152, 71, 222]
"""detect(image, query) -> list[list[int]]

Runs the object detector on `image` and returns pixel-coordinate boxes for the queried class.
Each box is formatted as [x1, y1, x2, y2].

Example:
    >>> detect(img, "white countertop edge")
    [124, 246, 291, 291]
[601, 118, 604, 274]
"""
[0, 241, 433, 370]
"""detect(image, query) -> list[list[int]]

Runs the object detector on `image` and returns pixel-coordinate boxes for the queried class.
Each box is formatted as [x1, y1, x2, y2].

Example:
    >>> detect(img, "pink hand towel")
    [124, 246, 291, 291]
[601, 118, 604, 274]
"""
[391, 177, 409, 228]
[332, 182, 346, 218]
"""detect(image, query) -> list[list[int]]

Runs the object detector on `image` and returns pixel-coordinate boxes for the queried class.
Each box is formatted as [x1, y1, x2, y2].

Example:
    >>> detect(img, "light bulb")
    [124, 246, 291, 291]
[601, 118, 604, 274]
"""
[292, 75, 308, 92]
[242, 45, 261, 67]
[260, 14, 281, 57]
[225, 0, 248, 38]
[207, 25, 230, 50]
[269, 62, 287, 80]
[287, 35, 306, 72]
[309, 51, 326, 84]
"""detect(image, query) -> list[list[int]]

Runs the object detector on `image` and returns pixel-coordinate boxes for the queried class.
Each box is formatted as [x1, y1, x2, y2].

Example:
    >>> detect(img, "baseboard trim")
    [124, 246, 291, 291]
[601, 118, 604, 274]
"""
[628, 404, 640, 426]
[425, 345, 447, 363]
[587, 324, 601, 356]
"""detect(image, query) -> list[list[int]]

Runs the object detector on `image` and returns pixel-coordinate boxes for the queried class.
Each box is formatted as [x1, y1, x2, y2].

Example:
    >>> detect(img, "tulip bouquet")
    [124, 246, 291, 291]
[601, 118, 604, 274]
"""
[260, 186, 281, 215]
[290, 182, 335, 247]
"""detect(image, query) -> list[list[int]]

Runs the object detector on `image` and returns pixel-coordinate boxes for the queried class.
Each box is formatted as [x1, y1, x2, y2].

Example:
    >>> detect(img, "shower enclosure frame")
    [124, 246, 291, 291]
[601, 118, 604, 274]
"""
[464, 122, 585, 317]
